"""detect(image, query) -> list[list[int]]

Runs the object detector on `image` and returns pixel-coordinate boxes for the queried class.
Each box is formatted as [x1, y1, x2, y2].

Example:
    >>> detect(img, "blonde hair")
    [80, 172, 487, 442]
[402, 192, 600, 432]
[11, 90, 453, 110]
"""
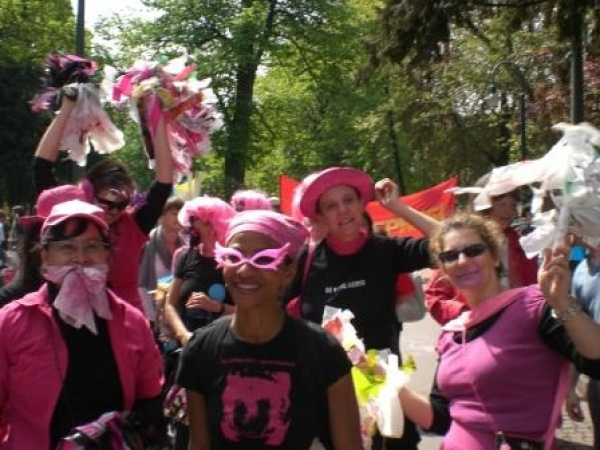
[430, 212, 506, 276]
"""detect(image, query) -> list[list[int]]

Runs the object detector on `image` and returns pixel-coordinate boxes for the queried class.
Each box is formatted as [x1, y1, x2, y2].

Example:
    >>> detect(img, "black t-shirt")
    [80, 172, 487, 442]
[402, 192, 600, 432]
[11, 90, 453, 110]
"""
[48, 294, 123, 447]
[174, 247, 232, 330]
[176, 315, 352, 450]
[289, 235, 431, 351]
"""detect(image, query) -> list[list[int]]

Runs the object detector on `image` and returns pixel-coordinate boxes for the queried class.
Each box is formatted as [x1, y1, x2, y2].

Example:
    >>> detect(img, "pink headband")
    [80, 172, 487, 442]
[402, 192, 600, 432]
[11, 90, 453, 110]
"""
[225, 210, 309, 259]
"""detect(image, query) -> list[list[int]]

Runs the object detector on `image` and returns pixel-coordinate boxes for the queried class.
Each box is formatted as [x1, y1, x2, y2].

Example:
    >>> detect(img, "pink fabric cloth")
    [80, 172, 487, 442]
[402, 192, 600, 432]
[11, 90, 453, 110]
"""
[325, 231, 367, 255]
[436, 285, 569, 449]
[0, 284, 163, 449]
[43, 264, 111, 334]
[225, 210, 309, 259]
[107, 211, 149, 311]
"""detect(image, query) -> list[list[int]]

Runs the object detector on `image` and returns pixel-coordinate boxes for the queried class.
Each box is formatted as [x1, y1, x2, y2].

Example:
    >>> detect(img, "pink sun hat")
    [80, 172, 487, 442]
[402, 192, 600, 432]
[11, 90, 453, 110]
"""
[41, 199, 108, 236]
[298, 167, 374, 220]
[20, 185, 88, 227]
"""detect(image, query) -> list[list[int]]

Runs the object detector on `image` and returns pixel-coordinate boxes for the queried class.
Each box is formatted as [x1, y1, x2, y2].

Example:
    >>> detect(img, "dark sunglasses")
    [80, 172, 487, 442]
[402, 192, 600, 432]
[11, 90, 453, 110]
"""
[438, 242, 488, 264]
[96, 197, 129, 212]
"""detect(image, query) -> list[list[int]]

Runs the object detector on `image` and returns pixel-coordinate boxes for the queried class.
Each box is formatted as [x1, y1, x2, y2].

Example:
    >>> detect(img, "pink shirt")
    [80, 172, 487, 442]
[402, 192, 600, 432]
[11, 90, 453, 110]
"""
[436, 286, 569, 449]
[108, 210, 149, 311]
[0, 284, 163, 449]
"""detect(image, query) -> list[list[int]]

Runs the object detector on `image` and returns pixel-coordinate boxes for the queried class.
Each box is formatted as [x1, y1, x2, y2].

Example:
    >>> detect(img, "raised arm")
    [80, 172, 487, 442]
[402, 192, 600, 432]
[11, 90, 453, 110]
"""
[34, 98, 76, 162]
[374, 178, 439, 237]
[151, 113, 174, 184]
[539, 244, 600, 359]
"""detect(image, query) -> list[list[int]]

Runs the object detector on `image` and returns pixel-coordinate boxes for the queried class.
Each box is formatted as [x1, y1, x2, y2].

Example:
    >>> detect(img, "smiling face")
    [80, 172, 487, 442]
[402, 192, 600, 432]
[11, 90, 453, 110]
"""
[223, 231, 295, 311]
[95, 187, 131, 225]
[439, 227, 500, 299]
[317, 185, 364, 241]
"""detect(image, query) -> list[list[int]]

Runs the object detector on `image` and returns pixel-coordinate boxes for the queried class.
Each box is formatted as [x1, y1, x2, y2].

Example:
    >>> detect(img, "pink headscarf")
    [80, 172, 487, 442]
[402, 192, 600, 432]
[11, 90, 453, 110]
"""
[178, 196, 236, 244]
[225, 210, 309, 259]
[230, 189, 273, 211]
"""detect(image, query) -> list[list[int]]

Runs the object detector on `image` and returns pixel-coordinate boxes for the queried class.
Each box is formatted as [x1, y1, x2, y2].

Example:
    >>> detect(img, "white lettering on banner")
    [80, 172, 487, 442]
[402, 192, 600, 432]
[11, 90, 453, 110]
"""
[324, 279, 366, 294]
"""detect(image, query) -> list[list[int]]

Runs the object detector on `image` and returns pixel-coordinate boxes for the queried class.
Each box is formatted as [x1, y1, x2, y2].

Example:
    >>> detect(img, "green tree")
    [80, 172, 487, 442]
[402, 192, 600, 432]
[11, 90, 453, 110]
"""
[0, 0, 77, 208]
[100, 0, 357, 196]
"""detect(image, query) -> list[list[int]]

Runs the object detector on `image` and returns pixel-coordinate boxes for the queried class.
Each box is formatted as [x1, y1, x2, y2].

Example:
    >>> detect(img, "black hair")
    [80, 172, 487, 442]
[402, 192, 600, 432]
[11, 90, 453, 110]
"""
[41, 218, 110, 249]
[85, 159, 133, 194]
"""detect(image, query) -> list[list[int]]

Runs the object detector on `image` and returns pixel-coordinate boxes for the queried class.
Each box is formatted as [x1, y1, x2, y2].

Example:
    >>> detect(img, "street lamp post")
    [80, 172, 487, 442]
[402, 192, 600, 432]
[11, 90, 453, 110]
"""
[487, 60, 529, 160]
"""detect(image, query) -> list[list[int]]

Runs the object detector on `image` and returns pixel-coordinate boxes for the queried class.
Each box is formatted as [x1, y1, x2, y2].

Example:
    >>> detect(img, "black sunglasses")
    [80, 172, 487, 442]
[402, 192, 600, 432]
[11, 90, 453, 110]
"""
[96, 197, 129, 212]
[438, 242, 488, 264]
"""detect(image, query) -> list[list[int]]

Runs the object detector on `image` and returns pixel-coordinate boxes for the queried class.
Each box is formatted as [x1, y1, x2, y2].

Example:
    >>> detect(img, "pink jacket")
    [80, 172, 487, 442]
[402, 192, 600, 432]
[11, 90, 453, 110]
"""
[0, 284, 163, 449]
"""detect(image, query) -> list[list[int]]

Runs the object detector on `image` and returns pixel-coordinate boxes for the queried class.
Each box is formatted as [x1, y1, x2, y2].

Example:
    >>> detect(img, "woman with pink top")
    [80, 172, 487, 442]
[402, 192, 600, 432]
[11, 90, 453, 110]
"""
[33, 97, 174, 311]
[0, 200, 164, 449]
[399, 212, 600, 449]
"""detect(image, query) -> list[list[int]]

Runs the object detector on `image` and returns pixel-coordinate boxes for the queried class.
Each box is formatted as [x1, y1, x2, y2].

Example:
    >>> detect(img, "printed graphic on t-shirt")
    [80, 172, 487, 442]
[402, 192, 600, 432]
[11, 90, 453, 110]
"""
[221, 358, 293, 445]
[324, 278, 366, 295]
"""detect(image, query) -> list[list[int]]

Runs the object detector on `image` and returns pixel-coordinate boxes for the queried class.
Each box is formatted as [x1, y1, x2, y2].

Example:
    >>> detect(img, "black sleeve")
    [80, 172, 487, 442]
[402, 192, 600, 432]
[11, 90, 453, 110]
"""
[539, 304, 600, 378]
[131, 394, 169, 446]
[174, 249, 190, 279]
[391, 236, 433, 273]
[313, 325, 353, 387]
[133, 181, 172, 235]
[33, 157, 57, 197]
[425, 367, 452, 435]
[176, 318, 230, 392]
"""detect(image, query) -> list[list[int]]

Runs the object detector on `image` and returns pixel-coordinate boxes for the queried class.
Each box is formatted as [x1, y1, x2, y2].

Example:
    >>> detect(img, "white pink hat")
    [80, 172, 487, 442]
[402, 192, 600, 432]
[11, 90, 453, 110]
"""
[21, 185, 88, 227]
[298, 167, 374, 220]
[41, 200, 108, 236]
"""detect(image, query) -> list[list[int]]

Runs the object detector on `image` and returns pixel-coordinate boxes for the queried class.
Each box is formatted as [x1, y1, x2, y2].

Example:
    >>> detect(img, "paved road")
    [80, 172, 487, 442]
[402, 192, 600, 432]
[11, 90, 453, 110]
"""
[400, 314, 594, 449]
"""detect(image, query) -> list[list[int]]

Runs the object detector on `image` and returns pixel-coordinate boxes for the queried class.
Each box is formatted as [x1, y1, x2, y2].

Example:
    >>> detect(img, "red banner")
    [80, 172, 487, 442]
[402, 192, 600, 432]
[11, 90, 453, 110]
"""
[279, 175, 299, 216]
[279, 175, 457, 237]
[366, 177, 457, 237]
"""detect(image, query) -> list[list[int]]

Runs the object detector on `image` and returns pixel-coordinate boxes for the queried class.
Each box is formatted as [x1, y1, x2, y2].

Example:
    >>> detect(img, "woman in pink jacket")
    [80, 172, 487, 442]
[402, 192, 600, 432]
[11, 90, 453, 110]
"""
[0, 200, 164, 449]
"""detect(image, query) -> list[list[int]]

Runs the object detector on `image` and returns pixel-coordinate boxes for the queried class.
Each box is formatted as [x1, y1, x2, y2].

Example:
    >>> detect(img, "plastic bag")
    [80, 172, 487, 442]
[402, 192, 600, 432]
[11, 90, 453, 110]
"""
[395, 274, 426, 323]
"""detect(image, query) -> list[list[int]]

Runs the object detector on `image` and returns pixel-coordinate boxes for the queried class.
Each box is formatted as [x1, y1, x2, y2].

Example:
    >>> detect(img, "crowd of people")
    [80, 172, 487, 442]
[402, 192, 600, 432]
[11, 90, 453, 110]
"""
[2, 96, 600, 449]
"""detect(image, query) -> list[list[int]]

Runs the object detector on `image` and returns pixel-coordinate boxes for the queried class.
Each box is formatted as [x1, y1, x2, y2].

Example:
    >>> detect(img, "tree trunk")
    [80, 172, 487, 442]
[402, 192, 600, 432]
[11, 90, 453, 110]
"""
[224, 64, 258, 196]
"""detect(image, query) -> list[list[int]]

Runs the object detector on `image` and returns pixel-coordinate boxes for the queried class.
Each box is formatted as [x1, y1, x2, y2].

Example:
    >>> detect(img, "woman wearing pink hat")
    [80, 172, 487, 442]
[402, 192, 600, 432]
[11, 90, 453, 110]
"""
[177, 210, 362, 449]
[0, 185, 88, 306]
[0, 200, 165, 448]
[286, 166, 439, 450]
[33, 98, 174, 311]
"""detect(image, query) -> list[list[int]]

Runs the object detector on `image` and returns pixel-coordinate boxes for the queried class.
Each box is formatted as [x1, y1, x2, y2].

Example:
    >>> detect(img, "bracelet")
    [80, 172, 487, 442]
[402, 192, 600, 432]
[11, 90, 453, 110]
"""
[554, 296, 584, 324]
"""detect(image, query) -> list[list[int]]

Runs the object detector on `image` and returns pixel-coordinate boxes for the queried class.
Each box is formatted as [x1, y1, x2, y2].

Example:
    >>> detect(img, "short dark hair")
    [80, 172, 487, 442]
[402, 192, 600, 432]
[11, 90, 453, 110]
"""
[85, 160, 133, 194]
[41, 218, 110, 249]
[163, 197, 184, 215]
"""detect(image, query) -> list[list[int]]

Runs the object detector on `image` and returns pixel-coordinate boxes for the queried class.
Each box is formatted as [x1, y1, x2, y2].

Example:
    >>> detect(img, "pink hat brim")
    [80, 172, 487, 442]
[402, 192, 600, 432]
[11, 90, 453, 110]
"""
[299, 167, 374, 220]
[19, 215, 44, 228]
